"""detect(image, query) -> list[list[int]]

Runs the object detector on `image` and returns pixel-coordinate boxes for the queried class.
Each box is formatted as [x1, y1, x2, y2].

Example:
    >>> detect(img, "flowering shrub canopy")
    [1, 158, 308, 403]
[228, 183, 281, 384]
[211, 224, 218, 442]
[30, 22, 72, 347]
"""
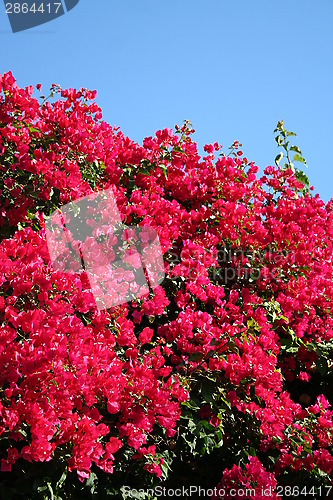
[0, 72, 332, 498]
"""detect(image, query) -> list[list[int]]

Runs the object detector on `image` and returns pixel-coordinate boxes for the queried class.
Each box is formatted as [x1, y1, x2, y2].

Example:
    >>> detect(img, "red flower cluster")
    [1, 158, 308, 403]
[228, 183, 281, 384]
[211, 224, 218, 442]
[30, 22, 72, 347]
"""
[0, 72, 332, 491]
[212, 456, 279, 500]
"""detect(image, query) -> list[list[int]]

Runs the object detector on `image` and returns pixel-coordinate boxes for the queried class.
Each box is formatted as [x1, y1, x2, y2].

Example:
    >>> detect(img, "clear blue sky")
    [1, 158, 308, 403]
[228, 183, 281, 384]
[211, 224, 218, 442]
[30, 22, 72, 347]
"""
[1, 0, 332, 201]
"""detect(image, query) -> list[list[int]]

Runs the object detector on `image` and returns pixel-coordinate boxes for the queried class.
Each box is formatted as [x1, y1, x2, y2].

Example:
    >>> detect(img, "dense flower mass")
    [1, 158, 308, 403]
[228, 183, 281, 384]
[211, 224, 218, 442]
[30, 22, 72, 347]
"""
[0, 72, 332, 496]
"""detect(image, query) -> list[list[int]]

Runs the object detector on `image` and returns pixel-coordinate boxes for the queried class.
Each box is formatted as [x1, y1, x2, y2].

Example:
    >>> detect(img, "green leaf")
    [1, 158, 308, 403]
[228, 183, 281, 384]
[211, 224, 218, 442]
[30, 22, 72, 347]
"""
[85, 472, 98, 495]
[159, 164, 169, 180]
[55, 470, 67, 491]
[200, 381, 214, 403]
[274, 120, 284, 133]
[280, 338, 291, 349]
[189, 352, 203, 362]
[316, 358, 329, 376]
[294, 170, 310, 187]
[290, 145, 302, 154]
[28, 126, 41, 134]
[275, 152, 283, 166]
[182, 399, 200, 410]
[292, 153, 307, 166]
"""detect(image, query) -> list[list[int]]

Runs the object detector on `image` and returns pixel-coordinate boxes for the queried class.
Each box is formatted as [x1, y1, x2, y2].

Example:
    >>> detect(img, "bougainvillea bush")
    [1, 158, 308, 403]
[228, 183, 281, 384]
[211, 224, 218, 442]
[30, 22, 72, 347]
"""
[0, 72, 332, 499]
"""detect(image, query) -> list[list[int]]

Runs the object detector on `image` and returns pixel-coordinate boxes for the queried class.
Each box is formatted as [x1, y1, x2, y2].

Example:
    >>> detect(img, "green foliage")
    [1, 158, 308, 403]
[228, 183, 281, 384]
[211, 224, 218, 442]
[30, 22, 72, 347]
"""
[274, 120, 310, 195]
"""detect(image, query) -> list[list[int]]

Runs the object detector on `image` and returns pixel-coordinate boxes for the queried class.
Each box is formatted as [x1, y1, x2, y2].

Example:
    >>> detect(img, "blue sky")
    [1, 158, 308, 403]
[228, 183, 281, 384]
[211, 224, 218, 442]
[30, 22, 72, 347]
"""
[1, 0, 332, 201]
